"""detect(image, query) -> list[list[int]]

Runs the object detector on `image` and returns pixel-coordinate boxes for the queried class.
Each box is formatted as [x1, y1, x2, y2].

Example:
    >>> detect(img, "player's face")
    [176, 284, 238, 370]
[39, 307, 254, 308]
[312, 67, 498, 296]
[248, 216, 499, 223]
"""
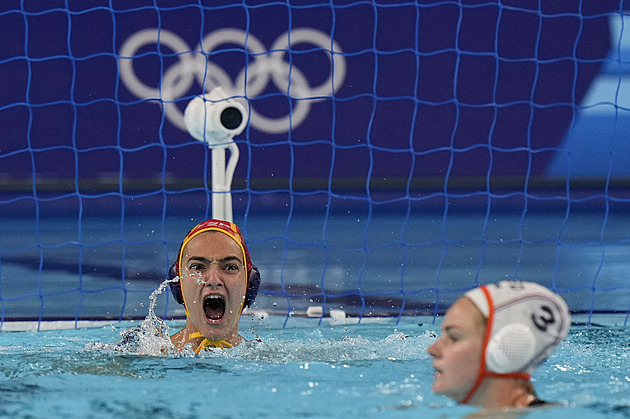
[180, 231, 247, 344]
[427, 297, 486, 402]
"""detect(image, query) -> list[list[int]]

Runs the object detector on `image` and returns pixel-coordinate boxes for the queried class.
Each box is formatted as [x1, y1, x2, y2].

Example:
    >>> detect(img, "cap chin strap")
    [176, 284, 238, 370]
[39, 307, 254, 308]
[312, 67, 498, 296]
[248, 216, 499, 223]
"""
[461, 286, 531, 405]
[189, 332, 234, 353]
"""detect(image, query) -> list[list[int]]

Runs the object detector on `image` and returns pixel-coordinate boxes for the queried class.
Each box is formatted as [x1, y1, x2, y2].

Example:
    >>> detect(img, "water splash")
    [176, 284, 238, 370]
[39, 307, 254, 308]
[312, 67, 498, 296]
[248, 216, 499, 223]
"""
[91, 278, 181, 356]
[214, 329, 435, 364]
[183, 267, 205, 286]
[144, 277, 178, 336]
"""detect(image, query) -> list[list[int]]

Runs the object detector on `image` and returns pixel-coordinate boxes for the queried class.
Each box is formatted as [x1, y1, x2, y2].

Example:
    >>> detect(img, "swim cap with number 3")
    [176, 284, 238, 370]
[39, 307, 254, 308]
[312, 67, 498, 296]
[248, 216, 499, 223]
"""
[465, 281, 571, 374]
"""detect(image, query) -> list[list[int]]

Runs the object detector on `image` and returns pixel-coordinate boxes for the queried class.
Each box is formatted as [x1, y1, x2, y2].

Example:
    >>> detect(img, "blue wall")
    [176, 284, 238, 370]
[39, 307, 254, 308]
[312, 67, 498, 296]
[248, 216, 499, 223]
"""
[1, 0, 628, 185]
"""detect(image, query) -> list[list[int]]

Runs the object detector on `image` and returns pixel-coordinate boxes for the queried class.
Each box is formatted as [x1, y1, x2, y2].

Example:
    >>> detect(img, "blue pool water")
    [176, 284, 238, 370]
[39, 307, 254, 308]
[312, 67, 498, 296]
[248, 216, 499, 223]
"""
[0, 309, 628, 418]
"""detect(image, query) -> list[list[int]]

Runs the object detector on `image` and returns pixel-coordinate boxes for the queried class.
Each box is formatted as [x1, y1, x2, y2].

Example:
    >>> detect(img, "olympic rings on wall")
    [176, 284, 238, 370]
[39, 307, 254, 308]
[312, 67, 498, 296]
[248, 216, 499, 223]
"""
[118, 28, 346, 134]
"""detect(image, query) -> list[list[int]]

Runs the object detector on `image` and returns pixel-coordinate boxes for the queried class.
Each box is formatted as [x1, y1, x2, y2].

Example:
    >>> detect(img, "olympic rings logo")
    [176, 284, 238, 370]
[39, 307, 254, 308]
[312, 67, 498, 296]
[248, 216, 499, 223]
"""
[118, 28, 346, 134]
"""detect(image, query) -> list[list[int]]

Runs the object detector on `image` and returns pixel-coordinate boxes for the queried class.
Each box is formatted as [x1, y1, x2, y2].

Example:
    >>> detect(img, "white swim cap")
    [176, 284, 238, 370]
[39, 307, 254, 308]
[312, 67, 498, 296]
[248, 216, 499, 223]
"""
[465, 280, 570, 375]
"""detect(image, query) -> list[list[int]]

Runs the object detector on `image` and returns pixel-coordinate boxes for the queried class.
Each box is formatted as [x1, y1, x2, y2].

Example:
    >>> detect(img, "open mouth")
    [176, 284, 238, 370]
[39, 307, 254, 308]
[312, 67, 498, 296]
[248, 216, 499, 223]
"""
[203, 295, 226, 321]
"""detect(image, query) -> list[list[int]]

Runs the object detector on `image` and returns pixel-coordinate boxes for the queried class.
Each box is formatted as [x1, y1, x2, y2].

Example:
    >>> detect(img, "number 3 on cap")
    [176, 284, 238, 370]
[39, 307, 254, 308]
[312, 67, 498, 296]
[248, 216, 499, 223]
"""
[531, 305, 556, 332]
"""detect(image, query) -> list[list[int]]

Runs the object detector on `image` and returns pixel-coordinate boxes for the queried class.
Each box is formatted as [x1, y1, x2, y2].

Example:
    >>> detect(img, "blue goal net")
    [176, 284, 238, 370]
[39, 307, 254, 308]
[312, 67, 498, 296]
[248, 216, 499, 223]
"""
[1, 0, 629, 328]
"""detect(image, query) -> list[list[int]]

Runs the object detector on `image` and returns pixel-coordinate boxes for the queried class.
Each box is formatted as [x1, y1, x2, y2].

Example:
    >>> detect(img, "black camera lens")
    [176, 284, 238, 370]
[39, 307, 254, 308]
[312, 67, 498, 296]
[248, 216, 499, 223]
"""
[220, 106, 243, 130]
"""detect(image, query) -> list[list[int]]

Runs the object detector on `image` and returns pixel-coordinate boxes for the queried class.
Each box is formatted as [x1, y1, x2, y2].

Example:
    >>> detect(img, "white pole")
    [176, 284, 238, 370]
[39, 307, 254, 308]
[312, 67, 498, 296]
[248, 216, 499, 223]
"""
[223, 142, 240, 221]
[211, 146, 228, 221]
[210, 143, 239, 222]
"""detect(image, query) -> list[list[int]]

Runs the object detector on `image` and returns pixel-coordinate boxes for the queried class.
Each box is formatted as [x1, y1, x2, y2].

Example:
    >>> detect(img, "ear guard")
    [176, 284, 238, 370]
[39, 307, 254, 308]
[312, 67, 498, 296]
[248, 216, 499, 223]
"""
[485, 323, 537, 373]
[167, 219, 261, 308]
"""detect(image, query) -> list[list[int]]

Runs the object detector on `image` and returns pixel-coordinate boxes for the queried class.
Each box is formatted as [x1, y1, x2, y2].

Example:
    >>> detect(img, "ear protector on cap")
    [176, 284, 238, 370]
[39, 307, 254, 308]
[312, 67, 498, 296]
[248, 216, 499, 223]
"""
[167, 219, 261, 309]
[485, 323, 536, 374]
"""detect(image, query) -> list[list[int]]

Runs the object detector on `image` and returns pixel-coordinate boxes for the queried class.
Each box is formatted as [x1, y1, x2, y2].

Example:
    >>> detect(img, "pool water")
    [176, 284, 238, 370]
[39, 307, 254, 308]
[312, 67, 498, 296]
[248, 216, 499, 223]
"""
[0, 311, 628, 418]
[1, 212, 629, 418]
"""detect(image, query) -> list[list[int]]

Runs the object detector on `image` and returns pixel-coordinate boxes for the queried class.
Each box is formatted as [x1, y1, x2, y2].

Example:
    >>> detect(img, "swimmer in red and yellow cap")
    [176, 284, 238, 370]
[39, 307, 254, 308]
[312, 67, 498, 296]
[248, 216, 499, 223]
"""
[168, 219, 261, 353]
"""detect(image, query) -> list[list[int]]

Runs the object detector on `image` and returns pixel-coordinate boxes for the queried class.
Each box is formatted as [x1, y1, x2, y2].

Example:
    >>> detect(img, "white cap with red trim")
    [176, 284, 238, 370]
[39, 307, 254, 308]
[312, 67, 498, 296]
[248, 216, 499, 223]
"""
[465, 281, 571, 375]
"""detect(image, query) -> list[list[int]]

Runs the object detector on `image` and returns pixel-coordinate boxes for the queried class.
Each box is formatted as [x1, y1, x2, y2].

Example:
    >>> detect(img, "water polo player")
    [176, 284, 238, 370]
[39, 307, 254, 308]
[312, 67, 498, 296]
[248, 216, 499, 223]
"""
[427, 280, 570, 409]
[168, 219, 261, 353]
